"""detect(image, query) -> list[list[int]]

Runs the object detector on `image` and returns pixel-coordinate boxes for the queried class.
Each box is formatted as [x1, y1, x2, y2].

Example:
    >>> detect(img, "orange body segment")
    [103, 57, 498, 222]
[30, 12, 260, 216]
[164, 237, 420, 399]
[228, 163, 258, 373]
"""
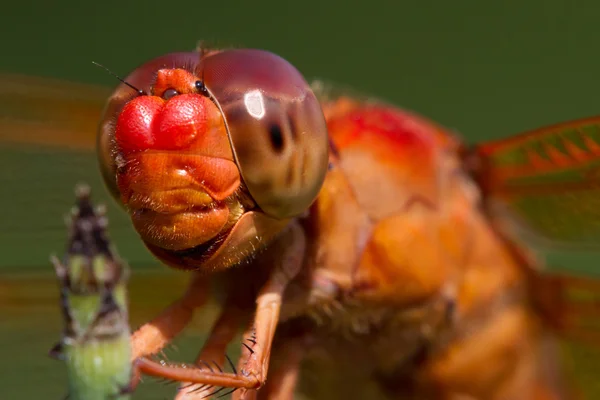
[265, 99, 575, 400]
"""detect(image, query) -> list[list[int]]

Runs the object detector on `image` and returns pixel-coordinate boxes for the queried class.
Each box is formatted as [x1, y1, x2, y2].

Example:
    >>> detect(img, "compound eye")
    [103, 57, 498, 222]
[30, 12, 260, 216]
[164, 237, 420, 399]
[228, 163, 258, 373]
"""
[200, 49, 329, 219]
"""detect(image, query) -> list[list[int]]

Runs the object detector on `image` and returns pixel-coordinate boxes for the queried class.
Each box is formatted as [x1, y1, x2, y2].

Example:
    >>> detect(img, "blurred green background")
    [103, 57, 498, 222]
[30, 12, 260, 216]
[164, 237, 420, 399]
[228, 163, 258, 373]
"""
[1, 0, 600, 398]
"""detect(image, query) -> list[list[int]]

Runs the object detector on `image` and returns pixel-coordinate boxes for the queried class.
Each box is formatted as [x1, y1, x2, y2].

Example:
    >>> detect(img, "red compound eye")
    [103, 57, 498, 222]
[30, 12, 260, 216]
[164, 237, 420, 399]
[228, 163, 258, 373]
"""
[115, 93, 207, 154]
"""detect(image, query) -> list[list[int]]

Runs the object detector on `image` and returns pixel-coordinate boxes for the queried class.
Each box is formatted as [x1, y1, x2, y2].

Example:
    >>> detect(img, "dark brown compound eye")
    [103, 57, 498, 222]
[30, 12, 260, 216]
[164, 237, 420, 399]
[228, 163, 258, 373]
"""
[198, 49, 329, 219]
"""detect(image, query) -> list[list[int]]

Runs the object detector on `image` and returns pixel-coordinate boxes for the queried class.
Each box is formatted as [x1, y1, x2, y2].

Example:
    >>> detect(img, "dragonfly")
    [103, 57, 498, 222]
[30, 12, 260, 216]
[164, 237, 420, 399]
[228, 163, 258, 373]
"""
[2, 44, 600, 400]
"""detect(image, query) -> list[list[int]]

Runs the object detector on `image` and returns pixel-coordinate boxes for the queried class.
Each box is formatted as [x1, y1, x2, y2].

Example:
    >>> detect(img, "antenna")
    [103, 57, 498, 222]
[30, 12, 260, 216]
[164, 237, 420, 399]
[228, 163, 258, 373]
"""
[194, 42, 210, 97]
[91, 61, 145, 96]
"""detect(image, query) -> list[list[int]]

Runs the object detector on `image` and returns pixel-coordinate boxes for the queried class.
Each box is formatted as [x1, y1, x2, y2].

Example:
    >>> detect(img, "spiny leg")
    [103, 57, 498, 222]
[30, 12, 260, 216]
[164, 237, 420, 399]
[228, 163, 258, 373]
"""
[131, 273, 210, 360]
[175, 298, 250, 399]
[228, 323, 260, 400]
[251, 333, 309, 400]
[134, 222, 307, 395]
[133, 281, 293, 391]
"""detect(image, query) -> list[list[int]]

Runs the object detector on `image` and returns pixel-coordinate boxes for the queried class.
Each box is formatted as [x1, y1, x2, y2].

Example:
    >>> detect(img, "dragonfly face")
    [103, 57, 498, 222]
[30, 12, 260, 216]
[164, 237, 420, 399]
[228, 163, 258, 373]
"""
[96, 49, 329, 271]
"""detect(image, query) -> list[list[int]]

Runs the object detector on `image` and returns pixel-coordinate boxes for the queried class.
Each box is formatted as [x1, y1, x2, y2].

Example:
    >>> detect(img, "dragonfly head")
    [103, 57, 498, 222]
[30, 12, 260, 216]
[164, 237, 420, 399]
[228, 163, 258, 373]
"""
[97, 49, 328, 271]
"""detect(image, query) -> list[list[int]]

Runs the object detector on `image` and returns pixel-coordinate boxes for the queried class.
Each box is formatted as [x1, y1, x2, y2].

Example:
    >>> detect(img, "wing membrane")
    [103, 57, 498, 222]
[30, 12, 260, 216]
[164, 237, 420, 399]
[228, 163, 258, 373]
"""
[473, 116, 600, 249]
[0, 73, 111, 150]
[0, 73, 133, 270]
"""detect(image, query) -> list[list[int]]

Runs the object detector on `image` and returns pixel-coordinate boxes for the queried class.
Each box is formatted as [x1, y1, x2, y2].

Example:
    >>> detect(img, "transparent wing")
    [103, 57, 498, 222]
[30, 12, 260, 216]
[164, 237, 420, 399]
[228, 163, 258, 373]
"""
[472, 116, 600, 349]
[470, 116, 600, 250]
[0, 72, 110, 150]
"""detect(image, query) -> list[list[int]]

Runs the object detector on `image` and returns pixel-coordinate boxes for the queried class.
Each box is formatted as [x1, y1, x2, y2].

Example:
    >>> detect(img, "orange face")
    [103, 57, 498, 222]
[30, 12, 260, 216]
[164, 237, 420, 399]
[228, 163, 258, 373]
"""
[114, 68, 242, 252]
[97, 50, 329, 271]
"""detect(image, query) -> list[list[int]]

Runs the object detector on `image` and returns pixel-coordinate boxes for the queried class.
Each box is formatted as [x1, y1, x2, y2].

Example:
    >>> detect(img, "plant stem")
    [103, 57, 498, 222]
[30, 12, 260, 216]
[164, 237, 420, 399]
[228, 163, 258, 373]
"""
[50, 184, 133, 400]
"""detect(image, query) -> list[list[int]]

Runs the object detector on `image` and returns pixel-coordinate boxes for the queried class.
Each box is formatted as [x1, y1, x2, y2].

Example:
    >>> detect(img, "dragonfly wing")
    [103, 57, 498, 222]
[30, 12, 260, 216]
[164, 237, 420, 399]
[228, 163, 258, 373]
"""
[471, 116, 600, 250]
[0, 73, 111, 150]
[0, 73, 115, 270]
[471, 116, 600, 350]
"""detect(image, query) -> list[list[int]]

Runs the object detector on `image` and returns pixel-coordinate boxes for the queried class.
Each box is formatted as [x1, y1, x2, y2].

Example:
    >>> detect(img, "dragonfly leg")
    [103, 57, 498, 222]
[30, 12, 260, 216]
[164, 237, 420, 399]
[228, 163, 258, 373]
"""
[175, 298, 250, 399]
[251, 333, 310, 400]
[136, 222, 307, 395]
[131, 273, 210, 359]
